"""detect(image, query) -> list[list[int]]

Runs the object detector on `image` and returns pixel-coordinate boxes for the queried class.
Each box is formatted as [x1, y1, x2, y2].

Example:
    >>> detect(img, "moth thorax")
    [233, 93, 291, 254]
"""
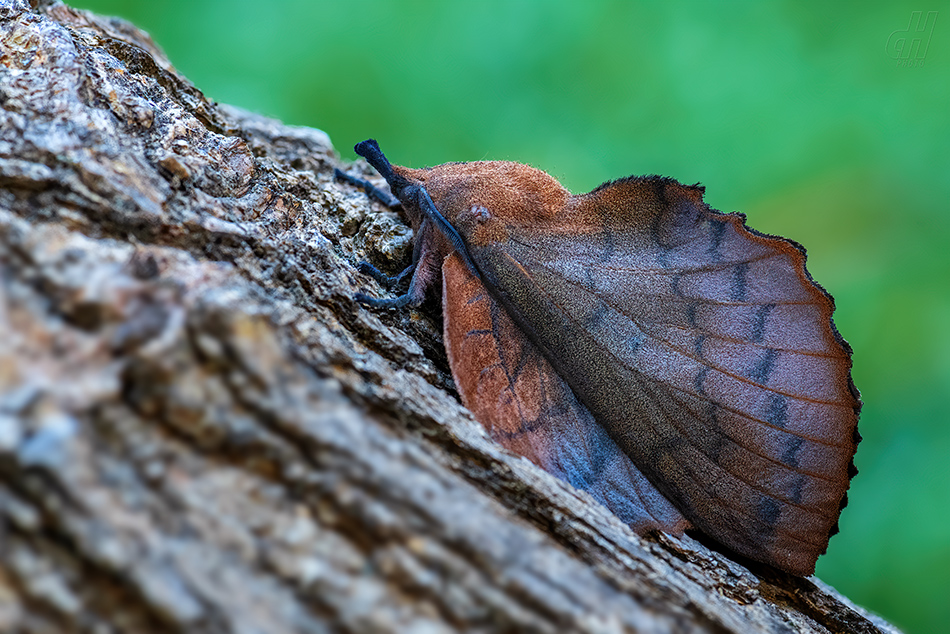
[470, 206, 491, 223]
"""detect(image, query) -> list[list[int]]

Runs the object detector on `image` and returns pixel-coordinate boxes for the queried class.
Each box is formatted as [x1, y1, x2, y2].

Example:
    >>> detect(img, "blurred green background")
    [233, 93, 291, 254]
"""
[69, 1, 949, 631]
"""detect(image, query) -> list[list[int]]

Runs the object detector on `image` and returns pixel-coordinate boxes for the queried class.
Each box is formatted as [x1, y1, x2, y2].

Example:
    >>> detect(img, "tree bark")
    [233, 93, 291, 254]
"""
[0, 2, 900, 633]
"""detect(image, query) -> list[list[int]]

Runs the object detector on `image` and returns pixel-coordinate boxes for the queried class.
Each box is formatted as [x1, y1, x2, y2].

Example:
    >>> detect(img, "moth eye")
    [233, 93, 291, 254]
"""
[471, 206, 491, 223]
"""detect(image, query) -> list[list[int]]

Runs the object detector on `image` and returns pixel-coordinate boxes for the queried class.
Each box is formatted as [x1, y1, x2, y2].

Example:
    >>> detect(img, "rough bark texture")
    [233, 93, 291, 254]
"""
[0, 2, 900, 633]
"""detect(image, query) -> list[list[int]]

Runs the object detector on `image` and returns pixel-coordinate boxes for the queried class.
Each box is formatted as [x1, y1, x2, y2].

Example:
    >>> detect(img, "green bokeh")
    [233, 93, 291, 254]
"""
[67, 1, 950, 631]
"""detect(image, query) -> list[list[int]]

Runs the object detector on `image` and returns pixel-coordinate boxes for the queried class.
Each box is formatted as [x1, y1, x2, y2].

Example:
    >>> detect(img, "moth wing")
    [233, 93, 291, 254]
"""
[465, 176, 860, 575]
[442, 253, 689, 534]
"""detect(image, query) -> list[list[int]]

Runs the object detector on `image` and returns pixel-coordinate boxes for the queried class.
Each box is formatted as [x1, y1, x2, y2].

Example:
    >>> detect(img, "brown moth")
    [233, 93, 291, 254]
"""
[343, 139, 861, 576]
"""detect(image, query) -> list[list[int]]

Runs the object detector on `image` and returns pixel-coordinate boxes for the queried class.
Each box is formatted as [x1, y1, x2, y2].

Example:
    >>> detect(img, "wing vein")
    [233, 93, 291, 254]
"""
[499, 253, 852, 448]
[522, 255, 850, 407]
[620, 358, 831, 542]
[624, 360, 837, 520]
[508, 235, 780, 274]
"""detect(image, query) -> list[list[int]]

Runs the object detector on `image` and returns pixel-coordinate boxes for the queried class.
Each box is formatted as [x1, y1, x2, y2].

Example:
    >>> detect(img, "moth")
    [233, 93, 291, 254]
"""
[341, 139, 861, 576]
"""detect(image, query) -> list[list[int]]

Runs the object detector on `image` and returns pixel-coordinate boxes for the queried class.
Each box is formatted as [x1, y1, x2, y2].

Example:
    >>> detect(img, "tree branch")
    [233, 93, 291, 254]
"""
[0, 2, 899, 632]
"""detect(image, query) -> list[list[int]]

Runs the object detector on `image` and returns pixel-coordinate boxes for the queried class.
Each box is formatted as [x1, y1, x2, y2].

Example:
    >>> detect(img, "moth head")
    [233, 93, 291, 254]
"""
[392, 161, 570, 247]
[354, 140, 570, 248]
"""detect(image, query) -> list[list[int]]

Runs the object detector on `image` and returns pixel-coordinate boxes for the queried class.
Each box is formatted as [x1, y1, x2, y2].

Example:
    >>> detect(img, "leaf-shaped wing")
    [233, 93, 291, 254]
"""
[465, 176, 860, 575]
[442, 253, 689, 534]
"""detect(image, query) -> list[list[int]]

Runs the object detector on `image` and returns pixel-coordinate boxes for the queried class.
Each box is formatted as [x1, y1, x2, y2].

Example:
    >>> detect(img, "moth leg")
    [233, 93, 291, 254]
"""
[334, 167, 402, 209]
[354, 261, 419, 308]
[354, 261, 428, 309]
[351, 139, 480, 278]
[355, 291, 413, 309]
[355, 220, 441, 310]
[356, 261, 417, 290]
